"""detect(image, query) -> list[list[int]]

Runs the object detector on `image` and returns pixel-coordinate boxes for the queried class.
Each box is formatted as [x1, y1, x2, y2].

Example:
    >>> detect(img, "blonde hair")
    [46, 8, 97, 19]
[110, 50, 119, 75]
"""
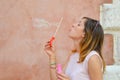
[76, 17, 105, 72]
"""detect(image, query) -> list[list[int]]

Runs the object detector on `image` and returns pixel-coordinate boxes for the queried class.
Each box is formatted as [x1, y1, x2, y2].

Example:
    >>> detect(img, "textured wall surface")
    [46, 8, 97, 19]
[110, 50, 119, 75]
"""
[102, 34, 114, 65]
[100, 0, 120, 64]
[0, 0, 112, 80]
[100, 0, 120, 80]
[100, 0, 120, 27]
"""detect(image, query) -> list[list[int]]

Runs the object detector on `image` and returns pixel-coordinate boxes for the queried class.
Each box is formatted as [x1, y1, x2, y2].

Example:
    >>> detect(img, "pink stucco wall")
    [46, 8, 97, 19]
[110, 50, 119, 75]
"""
[0, 0, 112, 80]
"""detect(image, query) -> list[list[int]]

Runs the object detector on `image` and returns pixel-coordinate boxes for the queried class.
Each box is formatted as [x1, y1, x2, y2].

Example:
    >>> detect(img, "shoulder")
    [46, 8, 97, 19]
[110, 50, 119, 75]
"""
[88, 51, 102, 70]
[85, 51, 99, 61]
[88, 51, 101, 64]
[88, 51, 103, 80]
[88, 54, 101, 65]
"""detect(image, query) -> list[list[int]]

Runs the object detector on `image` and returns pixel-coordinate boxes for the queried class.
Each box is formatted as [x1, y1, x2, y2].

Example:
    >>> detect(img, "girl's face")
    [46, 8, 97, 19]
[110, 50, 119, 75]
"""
[69, 18, 86, 40]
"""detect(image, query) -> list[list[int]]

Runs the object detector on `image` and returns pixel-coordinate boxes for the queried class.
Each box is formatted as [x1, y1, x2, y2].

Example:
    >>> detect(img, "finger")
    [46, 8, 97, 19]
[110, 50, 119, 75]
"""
[57, 73, 68, 79]
[45, 41, 50, 45]
[45, 42, 53, 46]
[45, 44, 49, 47]
[47, 41, 50, 43]
[45, 43, 52, 47]
[57, 74, 66, 80]
[45, 45, 52, 49]
[45, 45, 49, 48]
[57, 76, 62, 80]
[57, 73, 64, 77]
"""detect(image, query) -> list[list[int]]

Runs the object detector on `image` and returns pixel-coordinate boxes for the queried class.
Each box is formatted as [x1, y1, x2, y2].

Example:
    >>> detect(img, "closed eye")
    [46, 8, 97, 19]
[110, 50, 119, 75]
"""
[78, 23, 80, 26]
[78, 21, 81, 26]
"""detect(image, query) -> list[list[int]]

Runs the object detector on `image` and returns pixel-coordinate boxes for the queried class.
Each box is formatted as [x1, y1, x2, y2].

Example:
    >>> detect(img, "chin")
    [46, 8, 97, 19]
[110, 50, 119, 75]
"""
[68, 31, 77, 40]
[68, 34, 75, 39]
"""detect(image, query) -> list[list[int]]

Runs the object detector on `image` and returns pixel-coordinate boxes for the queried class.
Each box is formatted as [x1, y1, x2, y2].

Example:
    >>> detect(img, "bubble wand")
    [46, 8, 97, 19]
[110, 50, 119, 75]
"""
[49, 17, 63, 47]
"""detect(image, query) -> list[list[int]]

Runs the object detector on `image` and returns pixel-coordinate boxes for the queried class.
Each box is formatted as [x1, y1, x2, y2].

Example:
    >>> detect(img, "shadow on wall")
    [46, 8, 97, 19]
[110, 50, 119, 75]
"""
[102, 34, 114, 65]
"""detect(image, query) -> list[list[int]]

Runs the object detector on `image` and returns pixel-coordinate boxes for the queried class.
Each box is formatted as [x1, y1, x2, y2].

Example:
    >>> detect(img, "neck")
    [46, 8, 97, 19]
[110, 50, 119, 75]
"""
[73, 39, 82, 53]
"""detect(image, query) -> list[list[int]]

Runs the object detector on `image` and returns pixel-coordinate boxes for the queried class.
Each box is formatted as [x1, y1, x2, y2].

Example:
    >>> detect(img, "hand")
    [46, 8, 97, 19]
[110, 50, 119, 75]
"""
[57, 72, 70, 80]
[44, 41, 55, 57]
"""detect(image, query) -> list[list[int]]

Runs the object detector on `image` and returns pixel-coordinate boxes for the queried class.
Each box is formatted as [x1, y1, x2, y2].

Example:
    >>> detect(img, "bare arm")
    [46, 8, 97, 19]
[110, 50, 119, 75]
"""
[45, 42, 71, 80]
[44, 42, 57, 80]
[49, 56, 57, 80]
[88, 55, 103, 80]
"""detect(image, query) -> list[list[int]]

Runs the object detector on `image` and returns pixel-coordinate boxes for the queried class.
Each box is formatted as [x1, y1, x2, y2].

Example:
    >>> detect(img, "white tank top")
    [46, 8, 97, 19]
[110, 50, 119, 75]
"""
[65, 51, 102, 80]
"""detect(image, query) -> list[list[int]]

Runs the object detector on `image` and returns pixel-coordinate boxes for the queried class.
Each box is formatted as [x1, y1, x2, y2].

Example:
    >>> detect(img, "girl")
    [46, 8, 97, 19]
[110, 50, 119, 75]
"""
[44, 17, 105, 80]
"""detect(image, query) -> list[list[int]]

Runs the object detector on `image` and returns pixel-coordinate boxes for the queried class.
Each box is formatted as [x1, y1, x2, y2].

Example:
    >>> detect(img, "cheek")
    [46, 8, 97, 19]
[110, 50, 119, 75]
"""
[76, 28, 84, 34]
[76, 28, 85, 37]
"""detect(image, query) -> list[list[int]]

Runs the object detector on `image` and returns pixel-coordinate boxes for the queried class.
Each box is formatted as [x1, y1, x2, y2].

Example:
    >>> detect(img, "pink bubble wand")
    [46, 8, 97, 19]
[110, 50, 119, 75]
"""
[57, 64, 62, 73]
[49, 17, 63, 47]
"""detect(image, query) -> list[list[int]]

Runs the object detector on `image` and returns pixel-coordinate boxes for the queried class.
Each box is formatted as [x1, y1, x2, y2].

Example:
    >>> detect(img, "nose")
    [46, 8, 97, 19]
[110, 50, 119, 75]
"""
[72, 25, 74, 28]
